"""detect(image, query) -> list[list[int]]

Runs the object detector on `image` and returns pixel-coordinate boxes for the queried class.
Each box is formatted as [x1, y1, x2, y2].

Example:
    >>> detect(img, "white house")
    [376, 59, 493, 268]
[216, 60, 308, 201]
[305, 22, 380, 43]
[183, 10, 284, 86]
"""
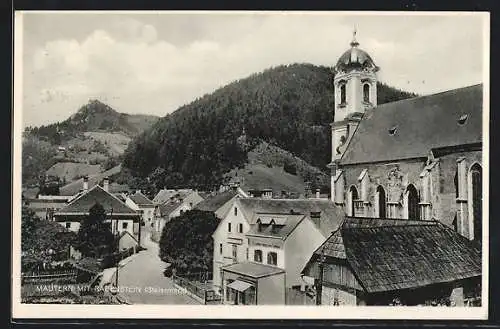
[125, 190, 157, 226]
[212, 197, 344, 298]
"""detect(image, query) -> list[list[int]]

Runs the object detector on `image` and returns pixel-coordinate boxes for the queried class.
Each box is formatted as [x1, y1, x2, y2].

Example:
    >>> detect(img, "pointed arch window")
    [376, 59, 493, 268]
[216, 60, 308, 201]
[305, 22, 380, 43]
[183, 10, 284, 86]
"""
[349, 186, 359, 216]
[469, 164, 482, 244]
[406, 184, 420, 220]
[363, 83, 370, 103]
[376, 186, 386, 218]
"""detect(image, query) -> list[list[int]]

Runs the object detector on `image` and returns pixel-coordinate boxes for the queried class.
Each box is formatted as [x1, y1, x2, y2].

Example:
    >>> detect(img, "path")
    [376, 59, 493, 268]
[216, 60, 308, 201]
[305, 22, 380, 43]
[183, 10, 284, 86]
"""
[116, 227, 200, 304]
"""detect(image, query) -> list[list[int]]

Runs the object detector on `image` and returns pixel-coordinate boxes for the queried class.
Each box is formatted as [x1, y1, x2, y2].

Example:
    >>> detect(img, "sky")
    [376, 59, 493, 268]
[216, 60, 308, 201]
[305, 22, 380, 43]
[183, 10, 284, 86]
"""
[18, 12, 488, 127]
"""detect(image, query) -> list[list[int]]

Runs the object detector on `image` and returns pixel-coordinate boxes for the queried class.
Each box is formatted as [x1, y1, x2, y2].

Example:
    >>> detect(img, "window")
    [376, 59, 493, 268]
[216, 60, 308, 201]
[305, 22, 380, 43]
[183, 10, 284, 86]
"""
[234, 207, 238, 216]
[406, 184, 420, 220]
[349, 186, 359, 216]
[363, 83, 370, 103]
[65, 222, 71, 229]
[228, 222, 232, 232]
[454, 171, 459, 198]
[219, 243, 223, 255]
[376, 186, 386, 218]
[246, 248, 249, 260]
[267, 252, 278, 266]
[340, 84, 346, 105]
[238, 223, 243, 233]
[470, 164, 482, 243]
[122, 222, 128, 229]
[254, 250, 263, 263]
[232, 245, 237, 260]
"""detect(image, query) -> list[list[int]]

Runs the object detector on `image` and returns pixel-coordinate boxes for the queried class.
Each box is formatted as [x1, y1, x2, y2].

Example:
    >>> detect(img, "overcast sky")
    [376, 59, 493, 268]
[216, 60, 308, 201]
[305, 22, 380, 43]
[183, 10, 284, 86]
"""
[19, 12, 488, 127]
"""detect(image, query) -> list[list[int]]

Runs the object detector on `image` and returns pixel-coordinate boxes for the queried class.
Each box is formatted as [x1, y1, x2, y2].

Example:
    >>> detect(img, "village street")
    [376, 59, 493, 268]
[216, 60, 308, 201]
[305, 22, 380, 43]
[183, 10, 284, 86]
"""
[115, 227, 200, 305]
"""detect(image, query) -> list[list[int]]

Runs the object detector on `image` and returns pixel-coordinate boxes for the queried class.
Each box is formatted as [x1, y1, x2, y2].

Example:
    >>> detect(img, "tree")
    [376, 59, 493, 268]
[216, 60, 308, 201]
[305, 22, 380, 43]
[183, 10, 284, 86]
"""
[159, 210, 219, 276]
[76, 203, 115, 258]
[21, 206, 39, 252]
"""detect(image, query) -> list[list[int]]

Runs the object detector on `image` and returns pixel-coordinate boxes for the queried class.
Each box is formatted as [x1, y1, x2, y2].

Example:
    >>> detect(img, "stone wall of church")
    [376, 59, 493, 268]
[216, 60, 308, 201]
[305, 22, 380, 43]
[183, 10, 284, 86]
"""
[338, 149, 482, 238]
[341, 159, 426, 219]
[434, 150, 482, 235]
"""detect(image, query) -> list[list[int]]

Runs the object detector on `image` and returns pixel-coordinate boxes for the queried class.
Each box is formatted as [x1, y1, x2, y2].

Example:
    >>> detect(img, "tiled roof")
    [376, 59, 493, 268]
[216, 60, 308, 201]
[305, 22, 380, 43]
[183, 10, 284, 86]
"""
[246, 214, 306, 239]
[222, 261, 285, 278]
[237, 198, 344, 237]
[194, 190, 238, 213]
[339, 218, 481, 293]
[55, 185, 138, 216]
[314, 217, 434, 260]
[341, 84, 482, 165]
[159, 201, 182, 217]
[153, 189, 194, 204]
[129, 191, 154, 206]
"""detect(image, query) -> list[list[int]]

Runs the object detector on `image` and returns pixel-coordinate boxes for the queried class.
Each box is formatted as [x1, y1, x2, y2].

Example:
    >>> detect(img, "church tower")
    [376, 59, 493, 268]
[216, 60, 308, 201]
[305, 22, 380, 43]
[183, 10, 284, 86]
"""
[330, 29, 379, 200]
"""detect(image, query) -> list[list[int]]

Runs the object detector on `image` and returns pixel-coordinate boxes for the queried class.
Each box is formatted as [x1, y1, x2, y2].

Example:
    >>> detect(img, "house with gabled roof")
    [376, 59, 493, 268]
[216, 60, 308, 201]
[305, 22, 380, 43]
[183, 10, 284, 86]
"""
[125, 190, 157, 226]
[212, 197, 344, 304]
[152, 189, 205, 233]
[53, 182, 142, 246]
[301, 217, 482, 306]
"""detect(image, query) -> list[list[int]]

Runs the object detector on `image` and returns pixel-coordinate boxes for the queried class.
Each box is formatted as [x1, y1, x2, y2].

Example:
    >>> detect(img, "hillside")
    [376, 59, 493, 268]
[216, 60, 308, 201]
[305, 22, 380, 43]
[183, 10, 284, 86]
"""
[123, 63, 417, 190]
[22, 100, 159, 187]
[26, 99, 159, 143]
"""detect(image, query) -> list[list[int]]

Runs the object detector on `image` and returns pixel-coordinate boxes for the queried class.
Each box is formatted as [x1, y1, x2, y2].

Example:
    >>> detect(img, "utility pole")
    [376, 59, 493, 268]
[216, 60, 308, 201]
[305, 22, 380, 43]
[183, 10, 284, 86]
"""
[316, 251, 326, 305]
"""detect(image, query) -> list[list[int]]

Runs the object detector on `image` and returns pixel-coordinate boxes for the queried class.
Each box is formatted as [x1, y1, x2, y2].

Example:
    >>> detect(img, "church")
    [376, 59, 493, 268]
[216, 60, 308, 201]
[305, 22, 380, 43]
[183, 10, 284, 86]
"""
[301, 31, 483, 306]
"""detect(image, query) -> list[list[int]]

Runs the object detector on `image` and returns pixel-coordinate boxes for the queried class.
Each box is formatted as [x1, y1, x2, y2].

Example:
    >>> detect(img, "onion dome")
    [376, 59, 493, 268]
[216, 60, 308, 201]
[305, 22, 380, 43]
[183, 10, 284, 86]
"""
[334, 29, 379, 74]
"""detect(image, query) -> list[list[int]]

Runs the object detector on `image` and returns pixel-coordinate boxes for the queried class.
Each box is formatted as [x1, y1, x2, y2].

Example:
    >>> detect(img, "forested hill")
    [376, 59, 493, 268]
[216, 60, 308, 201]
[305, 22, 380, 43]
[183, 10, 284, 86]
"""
[25, 100, 159, 144]
[122, 63, 417, 190]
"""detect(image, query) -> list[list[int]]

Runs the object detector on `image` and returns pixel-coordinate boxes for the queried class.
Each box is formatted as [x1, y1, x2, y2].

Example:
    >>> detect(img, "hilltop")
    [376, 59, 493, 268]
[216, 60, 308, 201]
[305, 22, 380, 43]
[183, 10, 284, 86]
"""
[122, 63, 417, 191]
[22, 100, 159, 188]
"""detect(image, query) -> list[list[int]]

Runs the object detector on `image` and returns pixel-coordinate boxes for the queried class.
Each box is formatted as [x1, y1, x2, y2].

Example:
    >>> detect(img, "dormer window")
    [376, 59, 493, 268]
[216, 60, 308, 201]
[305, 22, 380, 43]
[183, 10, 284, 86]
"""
[458, 114, 468, 125]
[388, 126, 397, 136]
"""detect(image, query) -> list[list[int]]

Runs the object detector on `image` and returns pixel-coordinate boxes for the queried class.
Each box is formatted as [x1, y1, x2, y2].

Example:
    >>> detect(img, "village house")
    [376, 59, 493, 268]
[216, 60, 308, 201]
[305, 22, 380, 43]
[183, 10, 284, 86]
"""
[152, 188, 204, 233]
[301, 217, 481, 306]
[53, 177, 142, 248]
[25, 195, 73, 220]
[125, 190, 157, 226]
[212, 197, 343, 304]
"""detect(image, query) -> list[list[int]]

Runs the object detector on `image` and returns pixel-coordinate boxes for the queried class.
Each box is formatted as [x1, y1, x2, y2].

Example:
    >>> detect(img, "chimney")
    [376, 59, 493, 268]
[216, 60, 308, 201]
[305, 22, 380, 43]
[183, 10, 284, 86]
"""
[316, 188, 320, 199]
[103, 177, 109, 192]
[83, 176, 89, 191]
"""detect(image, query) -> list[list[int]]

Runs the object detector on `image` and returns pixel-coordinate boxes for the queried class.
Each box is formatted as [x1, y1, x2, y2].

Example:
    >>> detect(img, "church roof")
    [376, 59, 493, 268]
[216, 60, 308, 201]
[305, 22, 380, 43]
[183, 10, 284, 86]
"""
[340, 84, 483, 165]
[334, 31, 378, 74]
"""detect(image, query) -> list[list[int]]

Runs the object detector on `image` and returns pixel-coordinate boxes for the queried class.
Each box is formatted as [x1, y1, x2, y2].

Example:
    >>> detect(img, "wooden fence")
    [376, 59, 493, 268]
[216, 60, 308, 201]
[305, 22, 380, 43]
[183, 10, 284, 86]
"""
[21, 269, 77, 284]
[172, 272, 221, 304]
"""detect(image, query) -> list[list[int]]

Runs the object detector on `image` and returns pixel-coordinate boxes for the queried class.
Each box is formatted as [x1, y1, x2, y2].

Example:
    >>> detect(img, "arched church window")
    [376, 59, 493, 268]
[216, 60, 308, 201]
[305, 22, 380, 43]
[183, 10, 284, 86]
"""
[454, 171, 459, 198]
[349, 186, 359, 216]
[376, 186, 386, 218]
[470, 164, 482, 244]
[363, 83, 370, 103]
[407, 184, 420, 220]
[340, 84, 346, 105]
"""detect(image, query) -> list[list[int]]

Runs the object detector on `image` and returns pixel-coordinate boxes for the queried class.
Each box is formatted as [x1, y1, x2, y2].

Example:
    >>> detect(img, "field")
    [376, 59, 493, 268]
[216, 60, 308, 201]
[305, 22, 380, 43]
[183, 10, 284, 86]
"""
[46, 162, 103, 182]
